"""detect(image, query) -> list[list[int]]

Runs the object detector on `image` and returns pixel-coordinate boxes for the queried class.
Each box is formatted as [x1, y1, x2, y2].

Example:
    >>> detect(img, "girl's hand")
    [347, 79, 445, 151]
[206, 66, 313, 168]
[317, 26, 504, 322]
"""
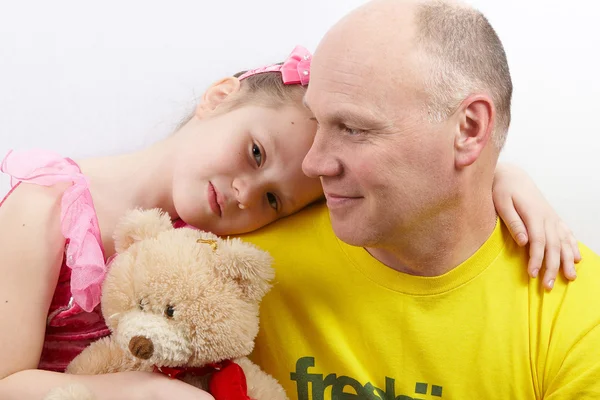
[493, 163, 581, 290]
[147, 374, 215, 400]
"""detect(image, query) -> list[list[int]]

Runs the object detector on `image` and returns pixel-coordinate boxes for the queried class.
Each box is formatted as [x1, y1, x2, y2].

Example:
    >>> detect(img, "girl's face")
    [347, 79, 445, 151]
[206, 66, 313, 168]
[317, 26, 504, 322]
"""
[171, 103, 323, 235]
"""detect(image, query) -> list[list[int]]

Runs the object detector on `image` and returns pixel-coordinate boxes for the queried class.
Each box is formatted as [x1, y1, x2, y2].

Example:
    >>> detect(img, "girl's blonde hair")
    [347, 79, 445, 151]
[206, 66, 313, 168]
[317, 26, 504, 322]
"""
[177, 69, 307, 130]
[230, 68, 306, 109]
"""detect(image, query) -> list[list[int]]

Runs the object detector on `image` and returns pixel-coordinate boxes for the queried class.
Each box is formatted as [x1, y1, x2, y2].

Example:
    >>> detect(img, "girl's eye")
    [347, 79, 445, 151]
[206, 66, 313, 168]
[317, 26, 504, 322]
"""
[267, 192, 279, 211]
[252, 144, 262, 166]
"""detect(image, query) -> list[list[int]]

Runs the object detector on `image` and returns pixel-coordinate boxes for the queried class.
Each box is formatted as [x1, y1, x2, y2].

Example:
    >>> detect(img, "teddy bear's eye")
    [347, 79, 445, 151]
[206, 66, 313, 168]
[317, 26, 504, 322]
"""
[138, 299, 145, 311]
[165, 305, 175, 319]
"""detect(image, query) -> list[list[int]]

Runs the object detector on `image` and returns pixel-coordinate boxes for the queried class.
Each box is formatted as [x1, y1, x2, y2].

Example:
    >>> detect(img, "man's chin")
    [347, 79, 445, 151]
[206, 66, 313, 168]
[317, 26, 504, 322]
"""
[329, 214, 369, 247]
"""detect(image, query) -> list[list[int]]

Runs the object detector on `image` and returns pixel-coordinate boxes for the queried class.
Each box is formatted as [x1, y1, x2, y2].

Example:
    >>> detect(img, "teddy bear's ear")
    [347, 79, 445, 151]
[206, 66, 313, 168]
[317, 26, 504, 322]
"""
[216, 237, 275, 302]
[113, 208, 174, 253]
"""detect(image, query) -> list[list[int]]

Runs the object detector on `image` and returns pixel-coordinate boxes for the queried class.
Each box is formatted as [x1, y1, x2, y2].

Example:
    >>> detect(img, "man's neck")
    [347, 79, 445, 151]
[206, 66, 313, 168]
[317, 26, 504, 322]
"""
[366, 194, 498, 277]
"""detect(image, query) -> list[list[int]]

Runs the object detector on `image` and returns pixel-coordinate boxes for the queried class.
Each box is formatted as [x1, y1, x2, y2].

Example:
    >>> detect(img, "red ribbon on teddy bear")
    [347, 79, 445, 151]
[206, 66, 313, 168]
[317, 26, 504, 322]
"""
[153, 360, 251, 400]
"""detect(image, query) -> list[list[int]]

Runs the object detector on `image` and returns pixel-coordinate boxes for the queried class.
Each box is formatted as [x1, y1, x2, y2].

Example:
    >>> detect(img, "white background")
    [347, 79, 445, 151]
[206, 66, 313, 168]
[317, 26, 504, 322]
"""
[0, 0, 598, 252]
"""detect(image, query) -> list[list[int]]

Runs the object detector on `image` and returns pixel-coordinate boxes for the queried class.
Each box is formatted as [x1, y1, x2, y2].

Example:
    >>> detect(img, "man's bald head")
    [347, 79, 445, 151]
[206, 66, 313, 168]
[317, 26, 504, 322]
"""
[315, 0, 512, 150]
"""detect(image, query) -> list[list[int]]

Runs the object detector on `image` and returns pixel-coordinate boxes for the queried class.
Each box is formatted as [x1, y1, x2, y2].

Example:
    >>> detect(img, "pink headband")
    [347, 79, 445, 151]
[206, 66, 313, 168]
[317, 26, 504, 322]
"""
[237, 45, 312, 86]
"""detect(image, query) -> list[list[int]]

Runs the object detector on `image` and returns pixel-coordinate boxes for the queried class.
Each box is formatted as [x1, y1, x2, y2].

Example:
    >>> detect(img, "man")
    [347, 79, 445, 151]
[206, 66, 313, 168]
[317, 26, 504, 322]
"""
[242, 0, 600, 398]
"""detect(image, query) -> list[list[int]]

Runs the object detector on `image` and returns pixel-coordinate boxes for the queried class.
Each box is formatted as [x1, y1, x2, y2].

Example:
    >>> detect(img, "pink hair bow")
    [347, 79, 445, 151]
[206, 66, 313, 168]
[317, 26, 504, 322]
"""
[238, 45, 311, 86]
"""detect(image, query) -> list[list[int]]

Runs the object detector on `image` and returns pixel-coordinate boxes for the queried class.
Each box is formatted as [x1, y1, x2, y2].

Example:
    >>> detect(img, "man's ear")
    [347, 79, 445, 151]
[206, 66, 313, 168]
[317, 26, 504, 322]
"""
[453, 94, 495, 168]
[196, 76, 242, 118]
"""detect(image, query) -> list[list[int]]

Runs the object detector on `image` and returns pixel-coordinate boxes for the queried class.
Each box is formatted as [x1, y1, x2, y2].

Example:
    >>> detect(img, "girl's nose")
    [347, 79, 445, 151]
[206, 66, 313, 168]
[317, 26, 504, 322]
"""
[232, 177, 263, 210]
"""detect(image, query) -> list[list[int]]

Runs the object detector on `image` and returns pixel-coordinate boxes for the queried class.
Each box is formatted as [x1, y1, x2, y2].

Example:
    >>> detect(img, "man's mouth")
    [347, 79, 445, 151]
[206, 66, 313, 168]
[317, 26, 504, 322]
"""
[324, 192, 362, 209]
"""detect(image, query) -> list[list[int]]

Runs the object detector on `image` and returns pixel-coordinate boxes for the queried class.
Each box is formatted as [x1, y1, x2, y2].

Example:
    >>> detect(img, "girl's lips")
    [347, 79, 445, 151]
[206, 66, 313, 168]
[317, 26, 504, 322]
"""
[207, 182, 222, 217]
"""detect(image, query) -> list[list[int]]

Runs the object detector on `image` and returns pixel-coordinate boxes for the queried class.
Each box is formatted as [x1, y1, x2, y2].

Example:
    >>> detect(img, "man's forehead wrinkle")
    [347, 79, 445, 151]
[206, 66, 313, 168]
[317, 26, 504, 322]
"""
[314, 61, 369, 94]
[319, 77, 362, 92]
[328, 54, 371, 68]
[311, 87, 387, 126]
[319, 65, 367, 82]
[318, 65, 391, 110]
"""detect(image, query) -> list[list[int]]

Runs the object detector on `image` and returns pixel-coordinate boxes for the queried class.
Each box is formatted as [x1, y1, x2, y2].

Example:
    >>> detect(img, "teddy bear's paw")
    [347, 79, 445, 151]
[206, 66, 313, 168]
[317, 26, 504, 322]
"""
[44, 383, 96, 400]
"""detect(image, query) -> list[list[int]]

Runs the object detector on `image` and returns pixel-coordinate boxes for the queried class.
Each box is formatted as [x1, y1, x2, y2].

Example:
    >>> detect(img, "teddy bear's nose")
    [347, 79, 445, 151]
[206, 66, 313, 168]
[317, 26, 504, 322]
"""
[129, 335, 154, 360]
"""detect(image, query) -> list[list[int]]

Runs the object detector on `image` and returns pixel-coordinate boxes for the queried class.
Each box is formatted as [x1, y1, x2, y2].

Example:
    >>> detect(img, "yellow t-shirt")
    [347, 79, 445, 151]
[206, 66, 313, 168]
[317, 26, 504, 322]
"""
[240, 202, 600, 399]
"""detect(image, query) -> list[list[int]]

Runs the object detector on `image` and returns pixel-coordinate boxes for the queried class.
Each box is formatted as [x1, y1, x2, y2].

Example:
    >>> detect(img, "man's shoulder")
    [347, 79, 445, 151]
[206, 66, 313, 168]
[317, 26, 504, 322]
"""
[556, 243, 600, 298]
[563, 242, 600, 298]
[238, 201, 332, 251]
[535, 242, 600, 303]
[262, 200, 329, 235]
[534, 242, 600, 344]
[531, 243, 600, 395]
[576, 243, 600, 272]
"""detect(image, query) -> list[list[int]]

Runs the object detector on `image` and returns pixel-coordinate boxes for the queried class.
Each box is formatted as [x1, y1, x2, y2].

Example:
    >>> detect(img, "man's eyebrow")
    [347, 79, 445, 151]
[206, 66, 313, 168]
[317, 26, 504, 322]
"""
[303, 98, 385, 128]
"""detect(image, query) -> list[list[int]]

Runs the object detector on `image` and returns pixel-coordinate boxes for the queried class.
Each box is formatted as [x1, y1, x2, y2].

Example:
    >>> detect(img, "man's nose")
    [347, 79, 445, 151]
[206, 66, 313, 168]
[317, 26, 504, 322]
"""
[302, 130, 342, 178]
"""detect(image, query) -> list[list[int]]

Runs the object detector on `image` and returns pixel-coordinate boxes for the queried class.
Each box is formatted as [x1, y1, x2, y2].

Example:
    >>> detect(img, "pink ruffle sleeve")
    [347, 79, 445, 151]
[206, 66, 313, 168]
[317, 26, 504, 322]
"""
[1, 149, 106, 313]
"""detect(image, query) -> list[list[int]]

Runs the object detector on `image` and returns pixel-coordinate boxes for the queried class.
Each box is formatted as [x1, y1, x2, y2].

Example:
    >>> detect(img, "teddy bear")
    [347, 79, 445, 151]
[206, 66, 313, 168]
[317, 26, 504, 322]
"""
[44, 208, 288, 400]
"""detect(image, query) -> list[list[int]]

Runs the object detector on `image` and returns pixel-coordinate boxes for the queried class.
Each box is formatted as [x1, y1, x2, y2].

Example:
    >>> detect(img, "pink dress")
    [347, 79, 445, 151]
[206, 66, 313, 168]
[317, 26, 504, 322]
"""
[0, 149, 111, 372]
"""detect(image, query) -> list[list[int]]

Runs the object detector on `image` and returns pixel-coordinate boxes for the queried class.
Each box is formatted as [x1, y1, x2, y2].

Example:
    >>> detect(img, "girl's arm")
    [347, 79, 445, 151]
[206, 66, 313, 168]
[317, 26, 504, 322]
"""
[0, 183, 66, 380]
[0, 184, 214, 400]
[493, 163, 581, 290]
[0, 369, 214, 400]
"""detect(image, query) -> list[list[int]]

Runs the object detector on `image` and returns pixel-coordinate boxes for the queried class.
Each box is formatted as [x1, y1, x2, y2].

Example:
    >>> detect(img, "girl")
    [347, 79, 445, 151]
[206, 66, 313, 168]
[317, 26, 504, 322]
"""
[0, 46, 579, 400]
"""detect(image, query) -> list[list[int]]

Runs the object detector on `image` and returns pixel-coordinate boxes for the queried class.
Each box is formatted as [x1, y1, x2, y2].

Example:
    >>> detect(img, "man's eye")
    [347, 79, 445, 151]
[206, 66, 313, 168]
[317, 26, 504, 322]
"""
[343, 125, 363, 136]
[252, 144, 262, 166]
[266, 192, 278, 210]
